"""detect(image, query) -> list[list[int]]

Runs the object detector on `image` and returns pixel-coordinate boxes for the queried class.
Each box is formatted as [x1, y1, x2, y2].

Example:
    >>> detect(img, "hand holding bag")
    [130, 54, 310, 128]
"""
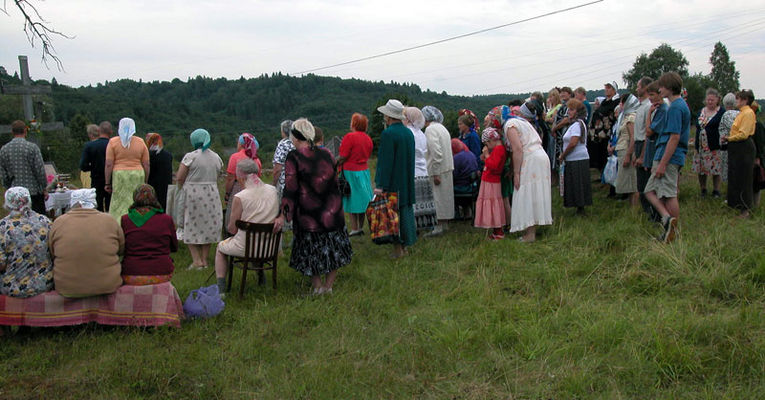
[336, 165, 351, 196]
[603, 155, 618, 185]
[365, 192, 400, 245]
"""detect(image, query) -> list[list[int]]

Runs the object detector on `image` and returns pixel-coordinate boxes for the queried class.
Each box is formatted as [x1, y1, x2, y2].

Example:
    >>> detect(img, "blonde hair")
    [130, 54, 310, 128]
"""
[547, 89, 561, 107]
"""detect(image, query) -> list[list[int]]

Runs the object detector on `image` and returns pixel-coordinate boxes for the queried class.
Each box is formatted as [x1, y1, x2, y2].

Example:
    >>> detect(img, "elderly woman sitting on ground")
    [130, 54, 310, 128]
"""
[49, 189, 124, 298]
[121, 184, 178, 285]
[214, 158, 280, 294]
[0, 187, 54, 298]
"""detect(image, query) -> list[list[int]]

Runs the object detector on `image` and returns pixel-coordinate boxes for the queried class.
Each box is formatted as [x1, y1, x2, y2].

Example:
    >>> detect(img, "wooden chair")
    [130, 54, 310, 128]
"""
[226, 221, 282, 297]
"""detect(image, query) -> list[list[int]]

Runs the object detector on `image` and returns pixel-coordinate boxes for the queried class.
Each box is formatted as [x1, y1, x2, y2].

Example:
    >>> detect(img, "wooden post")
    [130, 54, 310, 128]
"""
[19, 55, 34, 121]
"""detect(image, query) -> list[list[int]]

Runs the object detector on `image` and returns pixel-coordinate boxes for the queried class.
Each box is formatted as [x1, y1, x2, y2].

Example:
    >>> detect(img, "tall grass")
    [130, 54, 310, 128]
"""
[1, 169, 763, 399]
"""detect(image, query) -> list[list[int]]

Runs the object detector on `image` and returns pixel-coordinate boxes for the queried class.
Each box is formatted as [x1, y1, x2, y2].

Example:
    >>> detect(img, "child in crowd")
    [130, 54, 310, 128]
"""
[644, 72, 690, 242]
[641, 81, 668, 222]
[474, 128, 507, 240]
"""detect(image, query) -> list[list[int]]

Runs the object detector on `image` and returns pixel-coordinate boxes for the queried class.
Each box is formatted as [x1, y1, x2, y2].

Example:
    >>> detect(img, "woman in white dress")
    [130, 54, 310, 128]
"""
[505, 102, 553, 242]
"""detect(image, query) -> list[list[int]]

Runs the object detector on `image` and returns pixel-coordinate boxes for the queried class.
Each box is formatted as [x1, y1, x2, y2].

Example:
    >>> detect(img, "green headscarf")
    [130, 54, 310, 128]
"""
[190, 128, 211, 151]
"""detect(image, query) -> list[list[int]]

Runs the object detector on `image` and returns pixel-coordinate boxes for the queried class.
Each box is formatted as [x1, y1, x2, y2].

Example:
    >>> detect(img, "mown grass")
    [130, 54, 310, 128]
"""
[1, 168, 764, 399]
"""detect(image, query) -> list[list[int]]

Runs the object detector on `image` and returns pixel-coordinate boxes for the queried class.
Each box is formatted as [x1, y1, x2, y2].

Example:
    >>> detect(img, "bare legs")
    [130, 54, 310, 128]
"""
[188, 244, 212, 268]
[522, 225, 537, 242]
[698, 174, 722, 195]
[310, 270, 339, 295]
[214, 249, 227, 279]
[645, 191, 679, 219]
[349, 213, 365, 233]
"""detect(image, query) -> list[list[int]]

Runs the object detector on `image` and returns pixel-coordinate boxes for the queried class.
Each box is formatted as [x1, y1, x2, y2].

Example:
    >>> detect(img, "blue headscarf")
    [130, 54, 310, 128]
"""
[190, 128, 211, 151]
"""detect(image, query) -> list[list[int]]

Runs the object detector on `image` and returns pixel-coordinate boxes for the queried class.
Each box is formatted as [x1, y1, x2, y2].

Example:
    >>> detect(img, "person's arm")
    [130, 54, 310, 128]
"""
[272, 163, 283, 182]
[624, 121, 635, 167]
[559, 136, 580, 162]
[104, 142, 115, 193]
[176, 163, 188, 185]
[224, 173, 236, 203]
[553, 116, 570, 133]
[655, 134, 680, 178]
[374, 132, 393, 194]
[426, 128, 444, 185]
[227, 196, 243, 235]
[32, 148, 48, 199]
[169, 217, 178, 253]
[79, 146, 92, 172]
[141, 145, 150, 183]
[507, 127, 524, 190]
[117, 223, 126, 256]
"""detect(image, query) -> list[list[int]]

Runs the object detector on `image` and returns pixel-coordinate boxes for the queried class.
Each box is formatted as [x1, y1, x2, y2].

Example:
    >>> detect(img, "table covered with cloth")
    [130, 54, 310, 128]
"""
[0, 282, 184, 328]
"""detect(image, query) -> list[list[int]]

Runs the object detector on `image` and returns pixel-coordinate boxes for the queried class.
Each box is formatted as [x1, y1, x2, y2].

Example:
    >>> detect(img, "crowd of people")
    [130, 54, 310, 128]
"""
[0, 71, 763, 301]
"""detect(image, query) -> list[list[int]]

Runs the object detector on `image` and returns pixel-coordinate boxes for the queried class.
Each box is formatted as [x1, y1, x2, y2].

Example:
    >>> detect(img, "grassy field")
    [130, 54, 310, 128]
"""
[1, 167, 764, 399]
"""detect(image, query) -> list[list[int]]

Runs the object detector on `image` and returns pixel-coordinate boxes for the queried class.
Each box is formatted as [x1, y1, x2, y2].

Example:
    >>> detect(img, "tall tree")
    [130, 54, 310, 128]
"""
[623, 44, 689, 90]
[708, 41, 740, 96]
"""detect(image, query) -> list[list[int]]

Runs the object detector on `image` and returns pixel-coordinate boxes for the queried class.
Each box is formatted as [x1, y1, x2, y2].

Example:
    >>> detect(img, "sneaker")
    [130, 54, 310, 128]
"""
[712, 190, 721, 198]
[663, 217, 678, 243]
[349, 229, 364, 237]
[701, 189, 707, 197]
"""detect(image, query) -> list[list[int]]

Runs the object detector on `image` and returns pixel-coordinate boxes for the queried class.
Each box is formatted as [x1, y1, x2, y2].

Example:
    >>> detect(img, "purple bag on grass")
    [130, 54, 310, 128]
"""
[183, 284, 225, 319]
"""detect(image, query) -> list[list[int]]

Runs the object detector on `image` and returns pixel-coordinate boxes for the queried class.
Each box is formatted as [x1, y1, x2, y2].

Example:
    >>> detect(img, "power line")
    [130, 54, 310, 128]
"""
[291, 0, 604, 75]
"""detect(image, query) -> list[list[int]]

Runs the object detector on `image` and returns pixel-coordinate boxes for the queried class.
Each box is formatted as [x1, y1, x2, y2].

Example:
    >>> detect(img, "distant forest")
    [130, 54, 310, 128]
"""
[1, 69, 615, 173]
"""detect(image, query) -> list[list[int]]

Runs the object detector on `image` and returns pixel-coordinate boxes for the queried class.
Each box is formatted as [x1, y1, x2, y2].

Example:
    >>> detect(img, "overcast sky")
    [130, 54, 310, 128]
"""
[2, 0, 764, 96]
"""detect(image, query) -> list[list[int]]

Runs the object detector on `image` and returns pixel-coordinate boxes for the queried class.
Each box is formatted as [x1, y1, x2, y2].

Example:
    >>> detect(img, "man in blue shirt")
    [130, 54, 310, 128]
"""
[643, 72, 690, 243]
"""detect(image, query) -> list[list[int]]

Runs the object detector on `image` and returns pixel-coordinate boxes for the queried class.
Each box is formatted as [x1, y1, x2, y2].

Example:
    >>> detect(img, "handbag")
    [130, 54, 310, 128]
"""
[183, 284, 225, 319]
[336, 166, 351, 196]
[603, 155, 618, 185]
[365, 192, 400, 245]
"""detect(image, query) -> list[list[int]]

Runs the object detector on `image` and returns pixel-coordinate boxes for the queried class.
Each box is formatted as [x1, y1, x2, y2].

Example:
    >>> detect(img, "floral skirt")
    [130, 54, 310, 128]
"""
[290, 229, 353, 277]
[692, 148, 723, 176]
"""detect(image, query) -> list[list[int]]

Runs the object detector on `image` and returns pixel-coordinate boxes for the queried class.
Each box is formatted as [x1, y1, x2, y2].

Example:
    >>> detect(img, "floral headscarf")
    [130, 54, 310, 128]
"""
[481, 127, 501, 144]
[238, 133, 259, 160]
[451, 138, 468, 155]
[118, 117, 136, 148]
[4, 186, 32, 218]
[190, 128, 211, 151]
[459, 109, 480, 132]
[128, 184, 163, 227]
[146, 133, 163, 155]
[421, 106, 444, 124]
[485, 105, 513, 130]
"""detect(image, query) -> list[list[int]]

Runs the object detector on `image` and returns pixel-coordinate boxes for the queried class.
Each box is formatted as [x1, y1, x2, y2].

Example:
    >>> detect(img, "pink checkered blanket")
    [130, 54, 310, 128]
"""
[0, 282, 184, 328]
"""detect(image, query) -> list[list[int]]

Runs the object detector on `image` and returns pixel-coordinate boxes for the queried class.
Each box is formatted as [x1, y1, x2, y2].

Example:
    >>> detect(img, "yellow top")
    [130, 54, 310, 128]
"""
[728, 105, 756, 142]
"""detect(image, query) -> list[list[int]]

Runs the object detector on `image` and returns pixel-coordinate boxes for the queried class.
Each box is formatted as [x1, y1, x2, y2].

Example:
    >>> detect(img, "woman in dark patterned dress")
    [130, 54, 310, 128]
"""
[273, 118, 352, 295]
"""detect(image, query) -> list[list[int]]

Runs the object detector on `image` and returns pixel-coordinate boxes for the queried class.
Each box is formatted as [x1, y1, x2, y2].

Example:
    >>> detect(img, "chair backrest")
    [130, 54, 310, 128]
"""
[236, 221, 281, 262]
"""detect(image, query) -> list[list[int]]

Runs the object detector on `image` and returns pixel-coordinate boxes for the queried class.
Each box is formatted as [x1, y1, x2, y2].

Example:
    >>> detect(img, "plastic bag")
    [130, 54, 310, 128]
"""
[603, 155, 618, 185]
[183, 284, 225, 319]
[366, 192, 400, 245]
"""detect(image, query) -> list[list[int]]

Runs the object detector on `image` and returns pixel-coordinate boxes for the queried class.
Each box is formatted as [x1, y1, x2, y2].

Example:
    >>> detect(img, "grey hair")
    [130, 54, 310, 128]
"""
[722, 93, 737, 110]
[235, 157, 260, 178]
[280, 120, 293, 137]
[86, 124, 100, 139]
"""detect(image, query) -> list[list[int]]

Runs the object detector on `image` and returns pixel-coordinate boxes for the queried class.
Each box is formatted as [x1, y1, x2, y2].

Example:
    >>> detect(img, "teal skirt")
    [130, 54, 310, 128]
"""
[342, 169, 374, 213]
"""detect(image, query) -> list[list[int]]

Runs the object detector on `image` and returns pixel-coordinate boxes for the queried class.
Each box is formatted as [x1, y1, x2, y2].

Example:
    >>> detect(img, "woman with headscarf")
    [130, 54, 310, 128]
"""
[105, 117, 150, 220]
[457, 109, 482, 163]
[120, 184, 178, 285]
[498, 102, 553, 242]
[145, 133, 173, 211]
[451, 138, 480, 218]
[692, 89, 726, 197]
[50, 189, 124, 298]
[558, 99, 593, 213]
[723, 90, 758, 217]
[214, 158, 280, 294]
[422, 105, 455, 235]
[614, 94, 641, 207]
[273, 119, 352, 295]
[176, 128, 223, 269]
[403, 106, 437, 232]
[0, 187, 54, 298]
[485, 105, 515, 231]
[337, 113, 374, 236]
[224, 133, 261, 230]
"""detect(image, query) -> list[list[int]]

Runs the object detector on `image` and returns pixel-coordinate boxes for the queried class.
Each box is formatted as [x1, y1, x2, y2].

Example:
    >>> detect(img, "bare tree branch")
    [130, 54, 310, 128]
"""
[3, 0, 73, 71]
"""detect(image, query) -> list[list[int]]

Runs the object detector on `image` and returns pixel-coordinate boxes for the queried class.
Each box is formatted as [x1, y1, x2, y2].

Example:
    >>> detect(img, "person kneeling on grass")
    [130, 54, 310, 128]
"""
[50, 189, 124, 298]
[214, 158, 280, 295]
[643, 72, 690, 243]
[120, 184, 178, 285]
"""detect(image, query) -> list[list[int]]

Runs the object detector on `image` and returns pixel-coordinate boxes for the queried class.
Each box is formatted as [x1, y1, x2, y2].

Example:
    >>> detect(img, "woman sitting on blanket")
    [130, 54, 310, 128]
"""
[0, 187, 54, 298]
[50, 189, 124, 297]
[121, 184, 178, 285]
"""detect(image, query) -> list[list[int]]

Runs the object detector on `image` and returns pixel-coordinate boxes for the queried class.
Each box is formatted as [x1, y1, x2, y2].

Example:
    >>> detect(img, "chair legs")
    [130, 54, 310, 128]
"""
[226, 259, 278, 297]
[239, 261, 248, 298]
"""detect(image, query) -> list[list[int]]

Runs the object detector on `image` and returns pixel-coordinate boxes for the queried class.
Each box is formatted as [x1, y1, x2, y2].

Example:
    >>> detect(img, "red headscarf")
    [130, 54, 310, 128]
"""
[451, 138, 468, 155]
[239, 133, 259, 160]
[458, 109, 480, 132]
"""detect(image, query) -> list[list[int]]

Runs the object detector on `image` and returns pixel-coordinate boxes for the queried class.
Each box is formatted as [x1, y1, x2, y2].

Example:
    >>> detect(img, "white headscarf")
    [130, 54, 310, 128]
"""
[69, 189, 97, 209]
[118, 117, 136, 148]
[616, 94, 640, 130]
